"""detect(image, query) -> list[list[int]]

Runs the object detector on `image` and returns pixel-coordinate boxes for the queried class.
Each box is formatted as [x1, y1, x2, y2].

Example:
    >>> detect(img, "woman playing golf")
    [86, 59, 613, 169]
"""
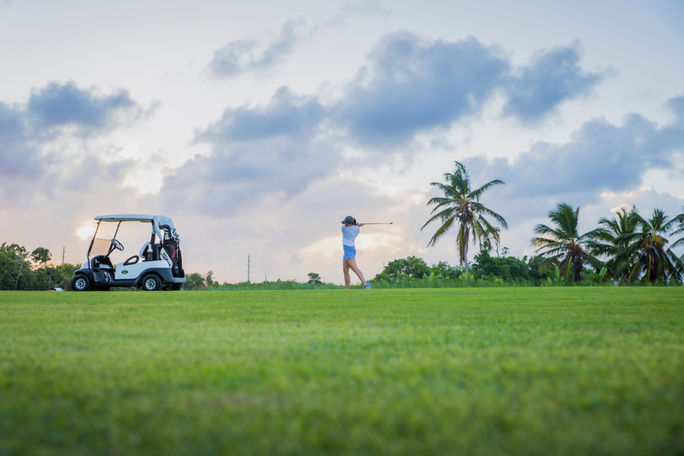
[341, 216, 371, 289]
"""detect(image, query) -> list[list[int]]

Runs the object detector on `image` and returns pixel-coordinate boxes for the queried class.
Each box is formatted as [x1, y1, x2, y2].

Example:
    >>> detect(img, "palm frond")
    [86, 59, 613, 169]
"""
[469, 179, 505, 200]
[421, 207, 457, 231]
[426, 196, 457, 210]
[425, 216, 455, 247]
[471, 202, 508, 229]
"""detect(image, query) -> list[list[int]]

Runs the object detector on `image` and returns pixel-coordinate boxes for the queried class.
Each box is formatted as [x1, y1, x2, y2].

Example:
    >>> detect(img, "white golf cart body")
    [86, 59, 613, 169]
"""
[72, 214, 185, 291]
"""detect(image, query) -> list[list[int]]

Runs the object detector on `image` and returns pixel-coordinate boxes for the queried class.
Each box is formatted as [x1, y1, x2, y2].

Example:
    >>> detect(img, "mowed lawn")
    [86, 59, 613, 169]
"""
[0, 288, 682, 455]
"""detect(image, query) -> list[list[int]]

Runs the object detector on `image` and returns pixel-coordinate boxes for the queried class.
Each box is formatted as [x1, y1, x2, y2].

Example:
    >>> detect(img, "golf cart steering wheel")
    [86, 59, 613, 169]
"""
[112, 239, 124, 251]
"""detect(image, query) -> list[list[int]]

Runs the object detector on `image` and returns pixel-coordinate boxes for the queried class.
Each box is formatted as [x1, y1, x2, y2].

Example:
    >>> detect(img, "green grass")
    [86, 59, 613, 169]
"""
[0, 288, 682, 455]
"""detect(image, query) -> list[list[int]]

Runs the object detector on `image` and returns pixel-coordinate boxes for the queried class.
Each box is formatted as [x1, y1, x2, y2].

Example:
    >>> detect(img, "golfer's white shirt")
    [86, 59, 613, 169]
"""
[341, 225, 360, 246]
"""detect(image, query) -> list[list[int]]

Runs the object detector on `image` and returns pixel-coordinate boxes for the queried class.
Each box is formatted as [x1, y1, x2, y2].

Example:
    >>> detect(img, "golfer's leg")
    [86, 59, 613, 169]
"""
[347, 258, 366, 286]
[343, 260, 351, 289]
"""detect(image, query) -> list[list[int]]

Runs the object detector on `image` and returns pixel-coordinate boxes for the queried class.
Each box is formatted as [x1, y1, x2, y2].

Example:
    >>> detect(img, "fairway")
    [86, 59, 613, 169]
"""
[1, 288, 682, 455]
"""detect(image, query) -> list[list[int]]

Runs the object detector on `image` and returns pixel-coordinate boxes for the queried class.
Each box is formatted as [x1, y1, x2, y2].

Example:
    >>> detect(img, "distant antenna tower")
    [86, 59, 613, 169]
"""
[247, 255, 251, 283]
[62, 247, 65, 265]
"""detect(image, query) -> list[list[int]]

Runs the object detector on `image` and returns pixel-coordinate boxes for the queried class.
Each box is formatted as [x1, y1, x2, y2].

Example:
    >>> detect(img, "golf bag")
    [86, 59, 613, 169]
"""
[162, 238, 184, 278]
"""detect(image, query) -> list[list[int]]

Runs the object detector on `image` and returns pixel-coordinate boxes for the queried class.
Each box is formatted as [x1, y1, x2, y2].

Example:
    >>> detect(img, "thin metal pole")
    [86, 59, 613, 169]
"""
[247, 255, 251, 283]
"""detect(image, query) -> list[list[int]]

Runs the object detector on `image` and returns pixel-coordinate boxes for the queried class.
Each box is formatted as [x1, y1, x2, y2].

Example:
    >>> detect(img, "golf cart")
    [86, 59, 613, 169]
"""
[71, 214, 185, 291]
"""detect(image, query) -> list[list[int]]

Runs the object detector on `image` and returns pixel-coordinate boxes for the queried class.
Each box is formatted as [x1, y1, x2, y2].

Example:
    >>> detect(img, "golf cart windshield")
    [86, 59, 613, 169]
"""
[88, 221, 149, 258]
[89, 221, 120, 257]
[90, 238, 114, 257]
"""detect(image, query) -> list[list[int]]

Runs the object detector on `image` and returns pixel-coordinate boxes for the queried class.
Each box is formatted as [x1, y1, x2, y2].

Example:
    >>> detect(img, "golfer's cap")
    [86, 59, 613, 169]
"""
[341, 215, 355, 224]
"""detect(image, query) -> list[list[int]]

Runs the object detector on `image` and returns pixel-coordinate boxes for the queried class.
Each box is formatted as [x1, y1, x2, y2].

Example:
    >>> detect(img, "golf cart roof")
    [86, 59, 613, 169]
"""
[95, 214, 174, 225]
[94, 214, 177, 239]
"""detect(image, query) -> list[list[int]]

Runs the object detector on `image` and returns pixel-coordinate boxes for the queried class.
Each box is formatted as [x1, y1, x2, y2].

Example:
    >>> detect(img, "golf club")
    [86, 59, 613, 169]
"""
[361, 222, 393, 225]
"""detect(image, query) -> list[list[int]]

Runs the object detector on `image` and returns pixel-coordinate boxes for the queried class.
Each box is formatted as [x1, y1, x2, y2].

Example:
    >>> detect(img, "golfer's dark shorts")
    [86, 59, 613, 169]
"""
[343, 245, 356, 260]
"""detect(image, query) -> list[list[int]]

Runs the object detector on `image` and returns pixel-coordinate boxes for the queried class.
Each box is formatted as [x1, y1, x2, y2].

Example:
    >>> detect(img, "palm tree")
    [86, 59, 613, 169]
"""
[587, 207, 639, 281]
[421, 161, 508, 279]
[532, 203, 601, 282]
[672, 205, 684, 251]
[627, 208, 683, 284]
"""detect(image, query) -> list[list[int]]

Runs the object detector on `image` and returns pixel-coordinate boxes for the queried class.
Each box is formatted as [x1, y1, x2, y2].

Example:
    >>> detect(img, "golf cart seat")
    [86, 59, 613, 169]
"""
[140, 242, 152, 261]
[91, 255, 114, 271]
[90, 255, 114, 284]
[140, 241, 167, 264]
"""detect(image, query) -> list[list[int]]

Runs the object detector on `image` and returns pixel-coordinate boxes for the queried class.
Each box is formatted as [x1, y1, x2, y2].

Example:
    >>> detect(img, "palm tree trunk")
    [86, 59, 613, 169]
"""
[464, 250, 469, 280]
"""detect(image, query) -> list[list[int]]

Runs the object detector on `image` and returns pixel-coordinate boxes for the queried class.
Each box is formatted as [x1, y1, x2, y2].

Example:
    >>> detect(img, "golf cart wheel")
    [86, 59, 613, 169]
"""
[141, 274, 161, 291]
[71, 275, 91, 291]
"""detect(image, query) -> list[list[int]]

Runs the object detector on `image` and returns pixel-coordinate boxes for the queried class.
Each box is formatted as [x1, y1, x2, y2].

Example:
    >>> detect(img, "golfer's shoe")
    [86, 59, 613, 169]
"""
[364, 282, 371, 289]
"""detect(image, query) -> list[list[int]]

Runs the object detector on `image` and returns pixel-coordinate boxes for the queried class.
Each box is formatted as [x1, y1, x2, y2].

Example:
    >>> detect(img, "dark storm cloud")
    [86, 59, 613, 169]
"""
[335, 32, 510, 145]
[197, 87, 324, 142]
[26, 81, 143, 135]
[502, 43, 604, 122]
[210, 20, 304, 77]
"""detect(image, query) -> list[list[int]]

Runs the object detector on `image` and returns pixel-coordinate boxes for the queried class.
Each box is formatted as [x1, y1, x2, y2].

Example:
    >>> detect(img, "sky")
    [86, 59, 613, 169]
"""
[1, 0, 683, 284]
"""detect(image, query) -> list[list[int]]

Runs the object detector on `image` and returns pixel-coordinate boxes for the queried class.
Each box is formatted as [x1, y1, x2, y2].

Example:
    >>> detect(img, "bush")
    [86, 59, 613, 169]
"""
[0, 242, 79, 290]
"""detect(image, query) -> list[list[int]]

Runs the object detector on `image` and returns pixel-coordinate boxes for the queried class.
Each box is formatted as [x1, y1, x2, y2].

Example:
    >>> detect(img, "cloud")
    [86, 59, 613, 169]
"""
[209, 4, 385, 78]
[197, 87, 324, 143]
[0, 148, 139, 210]
[161, 87, 332, 216]
[158, 86, 334, 216]
[335, 32, 510, 145]
[210, 20, 305, 77]
[26, 81, 144, 136]
[0, 82, 148, 205]
[502, 43, 604, 122]
[211, 31, 604, 148]
[168, 32, 609, 219]
[0, 101, 39, 177]
[460, 112, 684, 226]
[2, 81, 145, 181]
[162, 135, 337, 217]
[57, 155, 137, 192]
[320, 0, 387, 28]
[667, 94, 684, 123]
[333, 33, 603, 145]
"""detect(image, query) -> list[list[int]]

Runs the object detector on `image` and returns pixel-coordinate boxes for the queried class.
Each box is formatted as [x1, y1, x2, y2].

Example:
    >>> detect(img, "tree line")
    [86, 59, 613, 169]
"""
[532, 203, 683, 284]
[421, 161, 684, 285]
[371, 254, 549, 287]
[0, 243, 79, 290]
